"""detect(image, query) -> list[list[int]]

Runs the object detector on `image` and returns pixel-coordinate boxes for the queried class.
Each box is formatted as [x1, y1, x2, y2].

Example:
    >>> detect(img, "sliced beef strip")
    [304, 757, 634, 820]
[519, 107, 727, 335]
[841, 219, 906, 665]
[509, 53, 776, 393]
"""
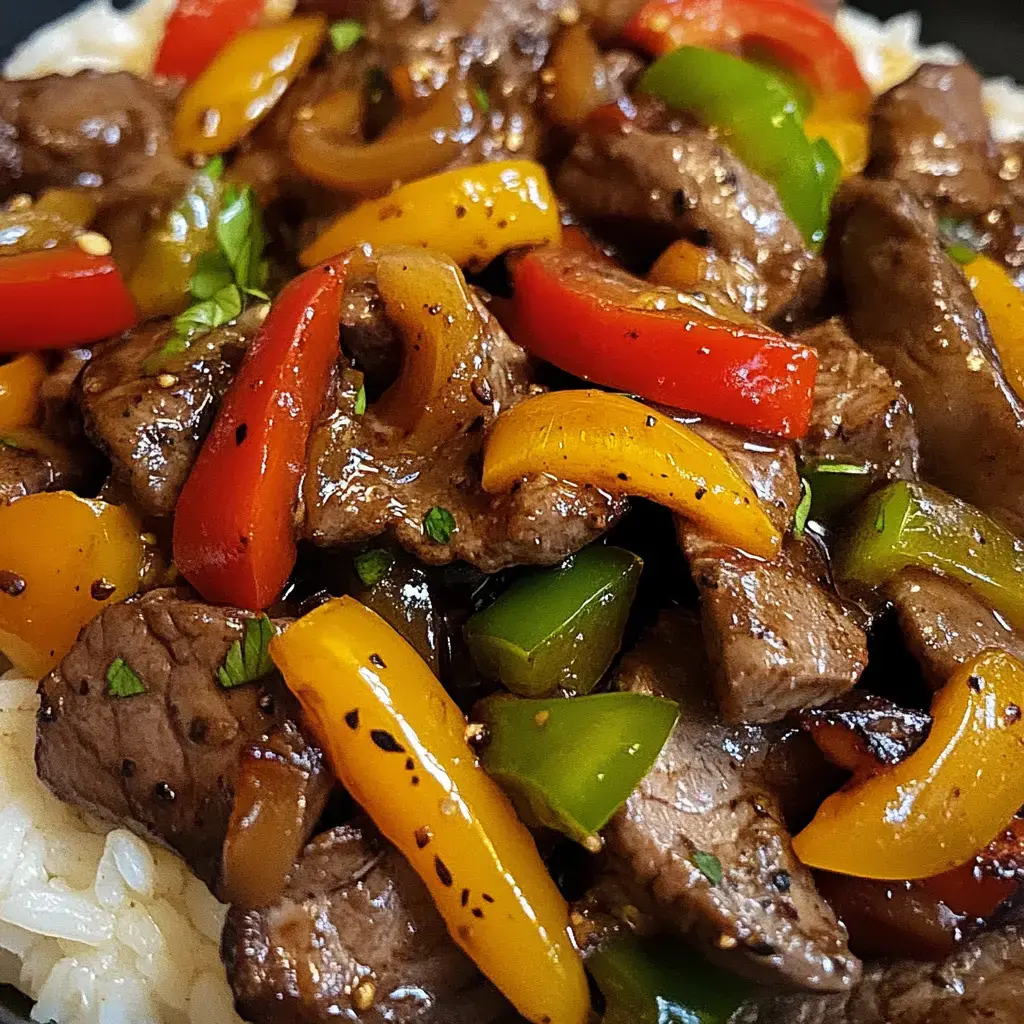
[557, 117, 826, 323]
[0, 436, 83, 506]
[888, 568, 1024, 690]
[673, 419, 867, 723]
[36, 590, 331, 896]
[0, 71, 189, 208]
[799, 691, 931, 778]
[736, 908, 1024, 1024]
[794, 317, 919, 487]
[77, 317, 253, 518]
[223, 820, 507, 1024]
[868, 63, 1024, 286]
[681, 527, 868, 723]
[606, 610, 861, 992]
[304, 288, 625, 570]
[838, 177, 1024, 533]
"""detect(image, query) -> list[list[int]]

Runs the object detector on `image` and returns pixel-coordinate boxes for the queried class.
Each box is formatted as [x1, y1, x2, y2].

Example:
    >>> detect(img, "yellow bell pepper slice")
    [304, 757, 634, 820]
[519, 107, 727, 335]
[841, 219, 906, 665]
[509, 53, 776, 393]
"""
[0, 354, 46, 432]
[793, 649, 1024, 880]
[300, 160, 562, 271]
[803, 94, 868, 178]
[963, 253, 1024, 402]
[0, 492, 144, 678]
[173, 16, 327, 156]
[270, 597, 589, 1024]
[371, 248, 488, 447]
[481, 390, 781, 559]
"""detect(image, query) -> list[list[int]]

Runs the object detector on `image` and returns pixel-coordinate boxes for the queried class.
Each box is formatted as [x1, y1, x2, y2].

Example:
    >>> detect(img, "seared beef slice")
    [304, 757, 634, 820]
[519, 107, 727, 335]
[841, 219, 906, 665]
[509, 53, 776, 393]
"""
[839, 177, 1024, 532]
[224, 821, 506, 1024]
[606, 611, 860, 991]
[36, 590, 331, 894]
[557, 118, 825, 322]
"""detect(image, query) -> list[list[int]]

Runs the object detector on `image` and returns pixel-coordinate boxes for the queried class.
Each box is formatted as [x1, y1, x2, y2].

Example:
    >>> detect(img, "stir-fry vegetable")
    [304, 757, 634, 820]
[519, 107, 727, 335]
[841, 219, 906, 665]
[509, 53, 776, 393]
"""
[290, 80, 481, 195]
[465, 546, 642, 696]
[300, 160, 561, 270]
[0, 354, 45, 431]
[800, 460, 874, 522]
[588, 934, 751, 1024]
[476, 692, 678, 845]
[639, 48, 841, 247]
[794, 650, 1024, 880]
[270, 597, 590, 1024]
[511, 248, 817, 438]
[173, 16, 327, 155]
[173, 258, 345, 609]
[835, 481, 1024, 629]
[0, 493, 143, 678]
[372, 248, 491, 447]
[0, 247, 137, 351]
[155, 0, 264, 81]
[956, 252, 1024, 402]
[624, 0, 871, 101]
[482, 390, 782, 559]
[128, 160, 224, 319]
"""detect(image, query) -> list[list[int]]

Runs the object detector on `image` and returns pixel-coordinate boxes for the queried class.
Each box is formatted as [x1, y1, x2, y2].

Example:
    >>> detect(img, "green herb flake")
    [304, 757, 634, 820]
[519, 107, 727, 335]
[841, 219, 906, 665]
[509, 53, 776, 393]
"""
[691, 850, 723, 886]
[200, 155, 225, 181]
[947, 244, 978, 266]
[107, 657, 145, 698]
[217, 184, 269, 297]
[354, 385, 367, 416]
[875, 506, 886, 533]
[189, 248, 234, 301]
[793, 477, 812, 537]
[423, 506, 456, 544]
[472, 84, 490, 113]
[217, 614, 277, 689]
[330, 19, 363, 52]
[354, 548, 394, 587]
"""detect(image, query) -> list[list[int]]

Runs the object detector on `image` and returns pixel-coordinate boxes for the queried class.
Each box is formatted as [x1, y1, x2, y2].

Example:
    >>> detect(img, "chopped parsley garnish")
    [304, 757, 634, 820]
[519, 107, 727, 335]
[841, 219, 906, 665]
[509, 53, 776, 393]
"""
[106, 658, 145, 698]
[329, 19, 363, 52]
[148, 179, 269, 373]
[691, 850, 723, 886]
[423, 506, 456, 544]
[793, 477, 812, 537]
[354, 385, 367, 416]
[217, 614, 277, 689]
[938, 216, 985, 263]
[947, 244, 978, 266]
[354, 548, 394, 587]
[472, 84, 490, 113]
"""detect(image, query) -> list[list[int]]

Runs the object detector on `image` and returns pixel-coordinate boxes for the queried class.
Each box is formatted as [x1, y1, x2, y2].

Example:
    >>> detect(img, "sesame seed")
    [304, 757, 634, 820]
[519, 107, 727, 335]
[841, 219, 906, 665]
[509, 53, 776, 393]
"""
[76, 231, 112, 257]
[156, 373, 178, 389]
[582, 834, 603, 854]
[718, 934, 739, 949]
[7, 194, 32, 212]
[352, 980, 375, 1011]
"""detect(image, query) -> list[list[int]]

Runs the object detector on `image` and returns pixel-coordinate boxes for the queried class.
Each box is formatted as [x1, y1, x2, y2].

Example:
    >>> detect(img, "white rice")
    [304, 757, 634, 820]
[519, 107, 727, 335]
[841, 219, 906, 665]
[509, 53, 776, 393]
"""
[0, 2, 1022, 1022]
[0, 669, 244, 1024]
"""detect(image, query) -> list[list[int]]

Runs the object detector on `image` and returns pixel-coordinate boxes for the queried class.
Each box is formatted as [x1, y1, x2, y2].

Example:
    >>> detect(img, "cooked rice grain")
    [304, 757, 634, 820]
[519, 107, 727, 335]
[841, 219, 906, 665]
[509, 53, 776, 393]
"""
[0, 669, 243, 1024]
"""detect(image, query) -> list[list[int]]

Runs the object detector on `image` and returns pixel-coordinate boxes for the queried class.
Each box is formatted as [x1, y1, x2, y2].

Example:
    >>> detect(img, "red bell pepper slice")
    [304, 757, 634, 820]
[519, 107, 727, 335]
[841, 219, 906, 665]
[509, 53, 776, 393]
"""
[511, 248, 817, 438]
[624, 0, 870, 108]
[0, 248, 137, 352]
[173, 259, 345, 609]
[154, 0, 264, 82]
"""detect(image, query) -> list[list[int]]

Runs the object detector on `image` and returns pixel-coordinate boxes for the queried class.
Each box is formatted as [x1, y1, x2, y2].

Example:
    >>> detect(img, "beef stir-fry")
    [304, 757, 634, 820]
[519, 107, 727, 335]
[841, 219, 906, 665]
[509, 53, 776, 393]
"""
[3, 0, 1024, 1022]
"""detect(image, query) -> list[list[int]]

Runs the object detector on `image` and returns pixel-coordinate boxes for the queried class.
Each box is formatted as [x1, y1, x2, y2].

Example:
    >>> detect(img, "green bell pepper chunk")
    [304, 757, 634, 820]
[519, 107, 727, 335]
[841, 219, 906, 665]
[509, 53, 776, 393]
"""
[835, 480, 1024, 627]
[465, 545, 642, 696]
[639, 47, 840, 248]
[477, 692, 678, 845]
[589, 935, 750, 1024]
[801, 460, 874, 523]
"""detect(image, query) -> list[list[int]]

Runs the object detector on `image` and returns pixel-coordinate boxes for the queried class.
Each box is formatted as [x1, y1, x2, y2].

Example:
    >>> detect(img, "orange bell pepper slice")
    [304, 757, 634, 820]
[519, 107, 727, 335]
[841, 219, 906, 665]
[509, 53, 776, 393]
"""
[482, 390, 781, 559]
[173, 16, 327, 155]
[794, 650, 1024, 880]
[271, 597, 590, 1024]
[961, 253, 1024, 403]
[0, 493, 143, 678]
[0, 354, 46, 432]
